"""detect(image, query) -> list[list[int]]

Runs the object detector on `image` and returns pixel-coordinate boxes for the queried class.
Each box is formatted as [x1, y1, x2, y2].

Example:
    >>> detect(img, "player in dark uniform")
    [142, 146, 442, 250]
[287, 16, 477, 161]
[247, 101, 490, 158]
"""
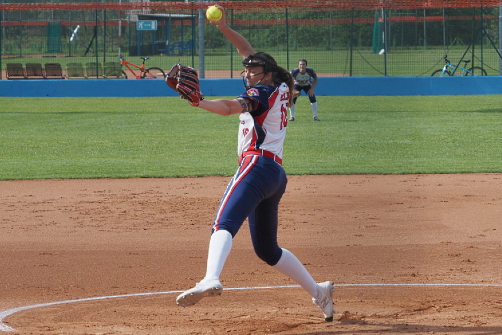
[174, 4, 334, 322]
[289, 59, 320, 121]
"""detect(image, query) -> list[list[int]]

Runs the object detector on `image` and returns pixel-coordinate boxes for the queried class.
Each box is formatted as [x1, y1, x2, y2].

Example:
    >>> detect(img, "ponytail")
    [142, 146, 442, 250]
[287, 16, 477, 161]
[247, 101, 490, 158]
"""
[274, 66, 294, 106]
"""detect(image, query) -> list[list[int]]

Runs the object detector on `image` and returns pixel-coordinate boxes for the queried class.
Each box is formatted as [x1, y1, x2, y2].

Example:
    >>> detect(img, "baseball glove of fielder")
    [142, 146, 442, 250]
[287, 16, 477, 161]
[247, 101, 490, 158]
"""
[166, 64, 204, 106]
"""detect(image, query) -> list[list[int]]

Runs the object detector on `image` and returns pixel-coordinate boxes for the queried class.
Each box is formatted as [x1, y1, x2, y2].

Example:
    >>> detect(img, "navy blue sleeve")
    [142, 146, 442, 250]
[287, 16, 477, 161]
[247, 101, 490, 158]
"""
[238, 86, 274, 117]
[307, 68, 317, 78]
[291, 68, 299, 79]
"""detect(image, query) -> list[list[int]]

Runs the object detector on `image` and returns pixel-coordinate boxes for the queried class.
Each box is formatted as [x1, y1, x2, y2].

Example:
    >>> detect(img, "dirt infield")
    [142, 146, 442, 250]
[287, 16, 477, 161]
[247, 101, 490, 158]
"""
[1, 174, 501, 335]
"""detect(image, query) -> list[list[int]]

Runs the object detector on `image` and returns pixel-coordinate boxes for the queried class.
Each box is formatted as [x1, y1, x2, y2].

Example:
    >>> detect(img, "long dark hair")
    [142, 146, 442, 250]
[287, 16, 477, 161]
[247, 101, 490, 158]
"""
[243, 52, 294, 105]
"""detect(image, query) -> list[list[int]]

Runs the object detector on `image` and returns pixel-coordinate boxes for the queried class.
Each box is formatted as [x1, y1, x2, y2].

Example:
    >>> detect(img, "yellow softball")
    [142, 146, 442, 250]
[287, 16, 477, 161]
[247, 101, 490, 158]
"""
[206, 6, 223, 22]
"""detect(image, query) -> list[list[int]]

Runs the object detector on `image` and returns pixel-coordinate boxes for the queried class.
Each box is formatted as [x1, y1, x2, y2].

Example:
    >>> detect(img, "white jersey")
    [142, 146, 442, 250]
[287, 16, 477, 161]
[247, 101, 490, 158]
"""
[237, 82, 290, 159]
[291, 67, 316, 87]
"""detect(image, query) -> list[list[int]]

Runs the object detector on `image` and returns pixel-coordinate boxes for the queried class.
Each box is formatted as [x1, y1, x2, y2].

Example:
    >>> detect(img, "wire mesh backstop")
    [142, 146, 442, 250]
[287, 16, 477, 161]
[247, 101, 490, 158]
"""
[1, 0, 501, 79]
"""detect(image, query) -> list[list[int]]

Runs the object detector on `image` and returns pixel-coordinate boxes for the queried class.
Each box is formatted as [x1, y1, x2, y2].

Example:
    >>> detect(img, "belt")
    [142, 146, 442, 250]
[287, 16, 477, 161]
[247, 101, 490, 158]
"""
[239, 149, 282, 166]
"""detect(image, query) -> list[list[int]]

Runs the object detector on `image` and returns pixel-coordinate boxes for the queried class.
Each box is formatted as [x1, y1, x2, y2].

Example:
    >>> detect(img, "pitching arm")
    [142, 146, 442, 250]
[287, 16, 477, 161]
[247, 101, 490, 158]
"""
[208, 5, 255, 58]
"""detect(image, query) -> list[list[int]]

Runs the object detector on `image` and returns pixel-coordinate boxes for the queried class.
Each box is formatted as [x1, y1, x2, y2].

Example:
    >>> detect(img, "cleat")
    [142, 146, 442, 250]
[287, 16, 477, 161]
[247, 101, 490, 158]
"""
[176, 278, 223, 307]
[288, 117, 295, 121]
[312, 281, 334, 322]
[313, 116, 320, 121]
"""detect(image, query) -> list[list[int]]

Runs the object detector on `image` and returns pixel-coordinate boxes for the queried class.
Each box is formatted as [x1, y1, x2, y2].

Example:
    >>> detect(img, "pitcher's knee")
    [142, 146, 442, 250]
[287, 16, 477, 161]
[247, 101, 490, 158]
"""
[255, 246, 282, 266]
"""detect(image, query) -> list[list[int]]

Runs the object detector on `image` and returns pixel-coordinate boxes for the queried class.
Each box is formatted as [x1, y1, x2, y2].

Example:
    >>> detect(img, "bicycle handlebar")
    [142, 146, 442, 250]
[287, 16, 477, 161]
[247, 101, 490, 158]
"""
[443, 54, 470, 65]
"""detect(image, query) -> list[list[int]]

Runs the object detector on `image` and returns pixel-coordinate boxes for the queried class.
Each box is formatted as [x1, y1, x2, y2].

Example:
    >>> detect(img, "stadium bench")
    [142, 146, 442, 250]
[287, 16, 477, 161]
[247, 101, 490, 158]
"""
[25, 63, 46, 79]
[44, 63, 65, 79]
[6, 63, 26, 79]
[66, 62, 87, 79]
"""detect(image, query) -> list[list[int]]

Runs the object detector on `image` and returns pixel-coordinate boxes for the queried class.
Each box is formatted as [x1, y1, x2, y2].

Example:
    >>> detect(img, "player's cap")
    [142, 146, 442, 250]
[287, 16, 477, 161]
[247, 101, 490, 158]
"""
[242, 52, 278, 73]
[242, 57, 266, 68]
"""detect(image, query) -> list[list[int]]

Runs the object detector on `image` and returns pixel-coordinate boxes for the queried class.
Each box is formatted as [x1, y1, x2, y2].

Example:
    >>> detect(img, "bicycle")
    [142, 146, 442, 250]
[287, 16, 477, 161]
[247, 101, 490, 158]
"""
[119, 56, 166, 79]
[431, 55, 487, 77]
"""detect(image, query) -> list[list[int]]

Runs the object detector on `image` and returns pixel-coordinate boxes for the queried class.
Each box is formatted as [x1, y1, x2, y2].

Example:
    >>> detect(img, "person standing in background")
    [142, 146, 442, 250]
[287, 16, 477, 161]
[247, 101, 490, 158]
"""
[289, 59, 320, 121]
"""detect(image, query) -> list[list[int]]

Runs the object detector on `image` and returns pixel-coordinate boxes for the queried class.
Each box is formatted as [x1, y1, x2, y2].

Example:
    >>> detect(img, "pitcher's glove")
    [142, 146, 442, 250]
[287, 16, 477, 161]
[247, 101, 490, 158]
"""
[166, 64, 204, 107]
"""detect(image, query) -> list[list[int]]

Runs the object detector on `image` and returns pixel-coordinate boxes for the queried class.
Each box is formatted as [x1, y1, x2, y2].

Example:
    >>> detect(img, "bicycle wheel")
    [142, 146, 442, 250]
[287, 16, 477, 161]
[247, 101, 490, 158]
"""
[143, 67, 165, 79]
[431, 69, 452, 76]
[467, 67, 487, 76]
[121, 70, 128, 79]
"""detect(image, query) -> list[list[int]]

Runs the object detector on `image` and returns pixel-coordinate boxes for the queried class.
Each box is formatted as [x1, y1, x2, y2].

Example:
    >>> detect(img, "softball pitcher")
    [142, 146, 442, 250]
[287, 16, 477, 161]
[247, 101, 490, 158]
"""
[173, 5, 334, 322]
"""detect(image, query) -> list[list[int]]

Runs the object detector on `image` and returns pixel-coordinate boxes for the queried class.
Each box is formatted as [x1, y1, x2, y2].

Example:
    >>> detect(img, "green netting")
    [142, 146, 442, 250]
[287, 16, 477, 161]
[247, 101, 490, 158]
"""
[47, 22, 61, 53]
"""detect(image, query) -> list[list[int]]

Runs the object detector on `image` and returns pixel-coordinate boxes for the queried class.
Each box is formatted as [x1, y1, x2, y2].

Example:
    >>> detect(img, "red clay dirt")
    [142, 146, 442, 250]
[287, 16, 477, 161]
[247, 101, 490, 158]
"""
[0, 174, 501, 334]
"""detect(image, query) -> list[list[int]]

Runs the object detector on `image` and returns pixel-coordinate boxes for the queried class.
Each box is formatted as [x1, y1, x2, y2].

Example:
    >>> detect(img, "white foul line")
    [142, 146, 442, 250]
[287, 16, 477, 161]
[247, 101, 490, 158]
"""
[0, 290, 182, 332]
[1, 283, 502, 332]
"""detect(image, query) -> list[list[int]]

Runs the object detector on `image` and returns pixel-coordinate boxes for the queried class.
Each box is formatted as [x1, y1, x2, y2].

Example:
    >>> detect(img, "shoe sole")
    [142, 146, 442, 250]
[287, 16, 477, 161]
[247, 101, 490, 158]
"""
[176, 286, 223, 307]
[319, 281, 334, 322]
[325, 281, 334, 322]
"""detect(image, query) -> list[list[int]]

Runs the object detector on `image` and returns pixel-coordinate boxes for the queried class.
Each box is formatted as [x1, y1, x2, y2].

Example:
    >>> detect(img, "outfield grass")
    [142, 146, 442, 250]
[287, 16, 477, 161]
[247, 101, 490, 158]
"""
[0, 95, 501, 180]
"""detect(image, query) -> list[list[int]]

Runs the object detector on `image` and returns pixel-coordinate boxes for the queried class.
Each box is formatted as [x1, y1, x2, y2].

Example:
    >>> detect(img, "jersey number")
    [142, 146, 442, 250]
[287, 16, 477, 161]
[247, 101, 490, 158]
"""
[280, 104, 288, 129]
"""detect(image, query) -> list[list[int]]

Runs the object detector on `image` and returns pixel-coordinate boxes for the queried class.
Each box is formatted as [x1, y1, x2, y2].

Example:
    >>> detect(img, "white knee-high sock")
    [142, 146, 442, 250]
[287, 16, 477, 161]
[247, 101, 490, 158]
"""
[311, 102, 318, 118]
[289, 105, 296, 118]
[273, 248, 319, 298]
[204, 229, 233, 280]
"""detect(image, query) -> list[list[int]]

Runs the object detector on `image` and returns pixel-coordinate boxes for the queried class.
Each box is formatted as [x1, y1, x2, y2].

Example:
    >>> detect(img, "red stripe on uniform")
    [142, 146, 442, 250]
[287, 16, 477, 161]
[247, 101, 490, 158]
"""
[255, 86, 279, 126]
[213, 155, 258, 231]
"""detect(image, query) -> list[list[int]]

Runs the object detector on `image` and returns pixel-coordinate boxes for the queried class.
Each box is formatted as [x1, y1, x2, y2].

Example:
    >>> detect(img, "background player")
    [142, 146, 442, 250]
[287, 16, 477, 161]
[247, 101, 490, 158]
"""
[174, 5, 334, 322]
[288, 59, 320, 121]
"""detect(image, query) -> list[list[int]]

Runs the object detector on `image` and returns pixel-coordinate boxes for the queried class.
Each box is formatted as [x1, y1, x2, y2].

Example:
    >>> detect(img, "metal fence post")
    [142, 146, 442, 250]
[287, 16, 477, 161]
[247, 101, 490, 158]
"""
[103, 3, 106, 64]
[95, 9, 99, 78]
[350, 8, 354, 76]
[198, 1, 204, 79]
[500, 6, 502, 75]
[286, 8, 289, 71]
[0, 6, 2, 80]
[383, 8, 388, 76]
[230, 8, 233, 78]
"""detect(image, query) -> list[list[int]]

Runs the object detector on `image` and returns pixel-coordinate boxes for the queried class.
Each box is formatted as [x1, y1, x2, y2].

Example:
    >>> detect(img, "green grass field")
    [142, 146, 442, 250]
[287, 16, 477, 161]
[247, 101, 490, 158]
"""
[1, 95, 501, 180]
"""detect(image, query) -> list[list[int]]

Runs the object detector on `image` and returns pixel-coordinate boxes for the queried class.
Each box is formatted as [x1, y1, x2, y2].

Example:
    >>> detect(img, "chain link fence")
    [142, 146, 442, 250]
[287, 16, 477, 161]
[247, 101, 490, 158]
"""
[1, 1, 501, 79]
